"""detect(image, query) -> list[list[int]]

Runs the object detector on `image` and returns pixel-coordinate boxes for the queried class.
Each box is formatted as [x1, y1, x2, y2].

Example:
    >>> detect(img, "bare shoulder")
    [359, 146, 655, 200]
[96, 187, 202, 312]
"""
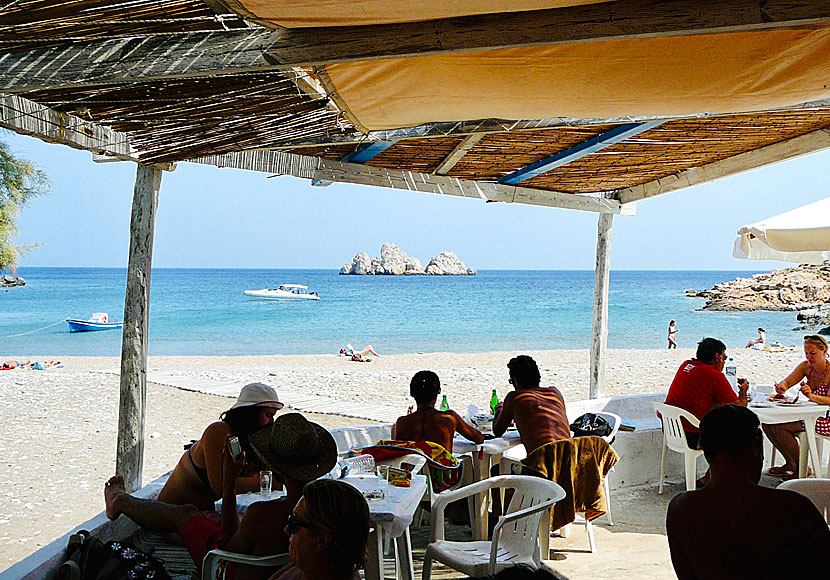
[203, 421, 232, 438]
[241, 497, 292, 526]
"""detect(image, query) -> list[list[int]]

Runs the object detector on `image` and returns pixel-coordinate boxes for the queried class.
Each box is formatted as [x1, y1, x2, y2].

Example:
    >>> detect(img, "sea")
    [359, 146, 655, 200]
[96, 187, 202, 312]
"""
[0, 268, 809, 357]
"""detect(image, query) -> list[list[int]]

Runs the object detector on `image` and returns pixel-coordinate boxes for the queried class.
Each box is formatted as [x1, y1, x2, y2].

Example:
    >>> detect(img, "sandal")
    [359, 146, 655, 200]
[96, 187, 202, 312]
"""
[782, 467, 812, 481]
[767, 465, 791, 476]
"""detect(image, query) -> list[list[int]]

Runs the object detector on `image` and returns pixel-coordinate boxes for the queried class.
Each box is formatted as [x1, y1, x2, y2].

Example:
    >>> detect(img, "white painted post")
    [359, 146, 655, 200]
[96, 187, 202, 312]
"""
[590, 211, 614, 399]
[116, 164, 161, 492]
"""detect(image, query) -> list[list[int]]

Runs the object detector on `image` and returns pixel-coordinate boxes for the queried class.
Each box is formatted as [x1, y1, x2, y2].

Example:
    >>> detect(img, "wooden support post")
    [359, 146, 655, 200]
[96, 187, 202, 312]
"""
[116, 164, 161, 492]
[589, 212, 614, 399]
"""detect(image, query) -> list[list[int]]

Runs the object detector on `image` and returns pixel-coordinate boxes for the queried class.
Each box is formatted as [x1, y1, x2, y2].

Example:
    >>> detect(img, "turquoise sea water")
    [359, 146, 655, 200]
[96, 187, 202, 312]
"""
[0, 268, 807, 356]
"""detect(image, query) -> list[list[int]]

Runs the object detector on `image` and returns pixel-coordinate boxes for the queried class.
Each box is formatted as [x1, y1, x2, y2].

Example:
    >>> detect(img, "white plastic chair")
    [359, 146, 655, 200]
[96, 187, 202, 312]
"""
[778, 477, 830, 524]
[415, 454, 473, 529]
[202, 549, 289, 580]
[769, 432, 829, 476]
[422, 475, 565, 579]
[652, 403, 705, 493]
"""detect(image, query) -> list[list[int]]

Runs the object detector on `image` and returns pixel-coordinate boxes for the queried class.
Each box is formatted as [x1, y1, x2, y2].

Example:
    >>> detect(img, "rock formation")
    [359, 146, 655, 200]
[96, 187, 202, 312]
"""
[686, 263, 830, 312]
[339, 243, 475, 275]
[795, 304, 830, 335]
[1, 275, 25, 287]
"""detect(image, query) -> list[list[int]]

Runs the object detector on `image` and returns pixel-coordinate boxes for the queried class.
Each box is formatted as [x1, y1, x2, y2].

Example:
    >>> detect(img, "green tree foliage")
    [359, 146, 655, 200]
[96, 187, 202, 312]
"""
[0, 135, 50, 271]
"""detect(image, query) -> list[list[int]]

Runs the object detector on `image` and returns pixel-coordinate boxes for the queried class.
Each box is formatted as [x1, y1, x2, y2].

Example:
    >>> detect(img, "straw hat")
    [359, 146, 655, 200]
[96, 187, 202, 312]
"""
[229, 382, 284, 411]
[248, 413, 337, 482]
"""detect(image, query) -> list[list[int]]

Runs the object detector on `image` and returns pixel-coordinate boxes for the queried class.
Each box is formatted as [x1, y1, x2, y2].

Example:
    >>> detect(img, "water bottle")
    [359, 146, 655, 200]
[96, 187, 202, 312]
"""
[725, 358, 738, 394]
[338, 454, 375, 478]
[489, 389, 499, 415]
[439, 395, 449, 411]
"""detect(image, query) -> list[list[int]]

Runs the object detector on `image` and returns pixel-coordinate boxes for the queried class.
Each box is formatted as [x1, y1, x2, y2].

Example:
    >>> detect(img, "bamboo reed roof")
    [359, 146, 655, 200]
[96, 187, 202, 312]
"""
[2, 1, 830, 204]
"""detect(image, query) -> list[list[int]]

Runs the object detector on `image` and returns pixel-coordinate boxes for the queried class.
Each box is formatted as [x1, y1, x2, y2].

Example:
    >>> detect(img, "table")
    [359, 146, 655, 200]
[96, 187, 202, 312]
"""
[749, 393, 830, 478]
[453, 430, 523, 540]
[342, 473, 428, 580]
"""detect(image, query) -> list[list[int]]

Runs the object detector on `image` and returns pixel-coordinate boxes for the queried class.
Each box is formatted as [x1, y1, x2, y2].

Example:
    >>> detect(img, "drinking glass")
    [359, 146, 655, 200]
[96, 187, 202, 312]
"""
[260, 470, 272, 499]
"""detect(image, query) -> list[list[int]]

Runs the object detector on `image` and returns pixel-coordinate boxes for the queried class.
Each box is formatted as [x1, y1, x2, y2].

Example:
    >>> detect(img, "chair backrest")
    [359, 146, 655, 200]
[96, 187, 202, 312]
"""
[329, 424, 393, 457]
[376, 453, 427, 475]
[496, 475, 566, 558]
[595, 411, 621, 443]
[778, 478, 830, 523]
[653, 403, 700, 453]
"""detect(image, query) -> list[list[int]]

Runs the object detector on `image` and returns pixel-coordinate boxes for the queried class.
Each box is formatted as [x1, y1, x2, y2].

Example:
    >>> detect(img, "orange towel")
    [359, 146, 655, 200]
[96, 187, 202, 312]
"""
[520, 436, 619, 531]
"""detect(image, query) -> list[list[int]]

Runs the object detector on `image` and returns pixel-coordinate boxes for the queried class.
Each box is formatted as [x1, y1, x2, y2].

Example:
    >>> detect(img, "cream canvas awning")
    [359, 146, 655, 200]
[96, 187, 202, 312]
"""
[732, 197, 830, 264]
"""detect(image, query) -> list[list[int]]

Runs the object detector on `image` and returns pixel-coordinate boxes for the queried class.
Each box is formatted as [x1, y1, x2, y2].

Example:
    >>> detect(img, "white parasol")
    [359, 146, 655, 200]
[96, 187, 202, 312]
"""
[732, 197, 830, 264]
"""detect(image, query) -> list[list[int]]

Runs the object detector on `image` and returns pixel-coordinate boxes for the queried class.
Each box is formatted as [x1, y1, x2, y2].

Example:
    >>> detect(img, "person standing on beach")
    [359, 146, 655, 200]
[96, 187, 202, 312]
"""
[104, 413, 337, 580]
[668, 320, 678, 349]
[493, 355, 570, 452]
[664, 338, 749, 485]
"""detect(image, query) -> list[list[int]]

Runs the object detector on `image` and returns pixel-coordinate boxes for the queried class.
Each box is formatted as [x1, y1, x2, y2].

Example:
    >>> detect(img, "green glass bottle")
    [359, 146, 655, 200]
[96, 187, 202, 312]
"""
[439, 395, 449, 411]
[490, 389, 499, 415]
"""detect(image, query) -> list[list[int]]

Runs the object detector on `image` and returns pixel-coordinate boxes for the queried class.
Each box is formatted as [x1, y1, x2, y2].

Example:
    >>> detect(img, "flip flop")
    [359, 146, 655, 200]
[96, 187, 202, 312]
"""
[767, 465, 791, 476]
[782, 467, 812, 481]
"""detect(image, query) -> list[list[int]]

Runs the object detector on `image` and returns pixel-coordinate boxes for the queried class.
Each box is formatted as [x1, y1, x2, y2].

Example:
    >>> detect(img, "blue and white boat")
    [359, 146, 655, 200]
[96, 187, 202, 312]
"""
[66, 312, 123, 332]
[243, 284, 320, 300]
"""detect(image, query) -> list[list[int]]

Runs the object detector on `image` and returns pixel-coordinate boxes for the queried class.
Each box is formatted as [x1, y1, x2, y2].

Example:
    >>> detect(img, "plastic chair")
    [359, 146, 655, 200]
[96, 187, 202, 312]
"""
[422, 475, 565, 579]
[778, 478, 830, 523]
[652, 403, 705, 493]
[415, 454, 474, 528]
[202, 549, 289, 580]
[769, 432, 829, 476]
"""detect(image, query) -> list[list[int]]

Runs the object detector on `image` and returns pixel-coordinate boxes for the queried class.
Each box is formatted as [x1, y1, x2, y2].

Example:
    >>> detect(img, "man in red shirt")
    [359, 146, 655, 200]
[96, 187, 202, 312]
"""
[665, 337, 749, 451]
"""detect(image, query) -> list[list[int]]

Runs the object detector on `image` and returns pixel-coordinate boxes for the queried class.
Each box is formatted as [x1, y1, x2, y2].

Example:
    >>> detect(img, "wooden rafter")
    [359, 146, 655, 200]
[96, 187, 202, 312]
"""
[617, 127, 830, 204]
[189, 150, 623, 214]
[434, 133, 486, 175]
[0, 93, 134, 160]
[2, 0, 829, 91]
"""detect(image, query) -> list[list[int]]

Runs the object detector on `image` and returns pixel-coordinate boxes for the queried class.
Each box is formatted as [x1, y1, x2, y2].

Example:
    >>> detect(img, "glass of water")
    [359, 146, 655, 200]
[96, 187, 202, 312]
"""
[260, 470, 272, 499]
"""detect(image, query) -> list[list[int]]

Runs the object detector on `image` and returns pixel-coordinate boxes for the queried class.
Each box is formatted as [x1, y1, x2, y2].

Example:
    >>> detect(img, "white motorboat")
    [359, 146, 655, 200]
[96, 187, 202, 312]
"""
[243, 284, 320, 300]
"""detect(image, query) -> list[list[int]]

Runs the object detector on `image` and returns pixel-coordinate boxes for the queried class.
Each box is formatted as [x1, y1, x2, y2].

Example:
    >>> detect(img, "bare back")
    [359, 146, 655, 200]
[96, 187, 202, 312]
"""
[667, 484, 830, 579]
[493, 387, 569, 452]
[231, 494, 299, 580]
[392, 408, 482, 451]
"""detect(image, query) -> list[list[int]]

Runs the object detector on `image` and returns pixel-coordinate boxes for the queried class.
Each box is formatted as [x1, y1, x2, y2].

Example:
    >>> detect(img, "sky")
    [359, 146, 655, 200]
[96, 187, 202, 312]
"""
[5, 130, 830, 271]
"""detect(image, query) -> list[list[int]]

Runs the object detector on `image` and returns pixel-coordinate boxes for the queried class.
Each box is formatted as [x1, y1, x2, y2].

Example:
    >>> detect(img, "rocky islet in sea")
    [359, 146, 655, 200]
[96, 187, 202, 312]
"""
[340, 242, 477, 276]
[1, 274, 25, 287]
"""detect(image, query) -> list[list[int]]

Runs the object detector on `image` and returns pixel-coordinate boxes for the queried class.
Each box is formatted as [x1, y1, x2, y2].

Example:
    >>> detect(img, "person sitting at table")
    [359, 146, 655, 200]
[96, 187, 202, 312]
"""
[268, 479, 370, 580]
[492, 355, 570, 452]
[763, 334, 830, 480]
[158, 382, 283, 510]
[666, 404, 830, 580]
[392, 370, 484, 452]
[745, 327, 766, 348]
[104, 413, 337, 580]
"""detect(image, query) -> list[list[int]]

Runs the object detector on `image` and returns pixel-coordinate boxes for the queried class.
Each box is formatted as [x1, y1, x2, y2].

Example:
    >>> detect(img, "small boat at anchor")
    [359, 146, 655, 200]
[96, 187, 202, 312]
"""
[243, 284, 320, 300]
[66, 312, 123, 332]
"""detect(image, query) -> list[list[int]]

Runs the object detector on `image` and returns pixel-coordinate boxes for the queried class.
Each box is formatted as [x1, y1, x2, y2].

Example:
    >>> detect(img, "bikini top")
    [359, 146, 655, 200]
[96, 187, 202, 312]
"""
[187, 445, 212, 489]
[807, 358, 830, 391]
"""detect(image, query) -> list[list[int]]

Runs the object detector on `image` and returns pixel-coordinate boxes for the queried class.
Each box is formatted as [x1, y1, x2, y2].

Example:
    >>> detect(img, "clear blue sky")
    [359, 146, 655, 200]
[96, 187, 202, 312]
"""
[6, 130, 830, 270]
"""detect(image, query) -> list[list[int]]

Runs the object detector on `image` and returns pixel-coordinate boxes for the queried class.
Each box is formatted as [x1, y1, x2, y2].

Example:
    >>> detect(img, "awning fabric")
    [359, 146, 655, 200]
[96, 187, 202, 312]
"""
[732, 198, 830, 265]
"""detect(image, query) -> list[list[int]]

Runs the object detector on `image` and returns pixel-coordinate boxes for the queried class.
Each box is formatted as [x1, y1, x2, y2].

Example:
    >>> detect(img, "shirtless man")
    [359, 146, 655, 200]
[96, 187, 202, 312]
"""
[104, 414, 337, 580]
[666, 405, 830, 579]
[392, 370, 483, 451]
[493, 355, 570, 452]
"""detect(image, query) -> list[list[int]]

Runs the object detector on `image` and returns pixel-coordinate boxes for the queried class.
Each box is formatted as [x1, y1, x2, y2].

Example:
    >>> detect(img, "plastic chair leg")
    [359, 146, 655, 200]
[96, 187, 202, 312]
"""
[602, 476, 613, 526]
[684, 451, 698, 491]
[422, 553, 433, 580]
[585, 518, 596, 554]
[658, 441, 667, 495]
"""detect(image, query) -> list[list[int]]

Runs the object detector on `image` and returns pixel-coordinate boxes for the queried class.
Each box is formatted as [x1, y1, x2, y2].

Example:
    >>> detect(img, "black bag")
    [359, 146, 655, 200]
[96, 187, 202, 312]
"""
[569, 413, 613, 439]
[57, 529, 171, 580]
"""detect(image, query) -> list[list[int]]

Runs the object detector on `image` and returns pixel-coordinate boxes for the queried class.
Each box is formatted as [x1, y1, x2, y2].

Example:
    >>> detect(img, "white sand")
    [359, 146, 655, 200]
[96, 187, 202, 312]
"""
[0, 347, 804, 570]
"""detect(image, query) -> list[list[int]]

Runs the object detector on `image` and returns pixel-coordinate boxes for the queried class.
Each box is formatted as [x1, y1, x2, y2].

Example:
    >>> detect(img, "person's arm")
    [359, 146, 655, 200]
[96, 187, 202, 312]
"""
[801, 383, 830, 405]
[391, 418, 398, 440]
[666, 496, 700, 580]
[201, 422, 233, 497]
[452, 411, 484, 444]
[734, 378, 749, 407]
[775, 362, 808, 393]
[492, 394, 514, 437]
[219, 435, 247, 550]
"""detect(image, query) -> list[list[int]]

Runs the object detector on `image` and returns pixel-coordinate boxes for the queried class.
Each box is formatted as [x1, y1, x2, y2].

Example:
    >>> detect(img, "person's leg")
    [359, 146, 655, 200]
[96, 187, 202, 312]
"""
[361, 345, 381, 357]
[763, 423, 800, 471]
[104, 475, 198, 532]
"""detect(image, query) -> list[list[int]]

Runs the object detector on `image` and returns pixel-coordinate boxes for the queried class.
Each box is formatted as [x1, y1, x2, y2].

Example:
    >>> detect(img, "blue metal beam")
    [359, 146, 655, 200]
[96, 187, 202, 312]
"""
[499, 120, 666, 185]
[312, 141, 398, 186]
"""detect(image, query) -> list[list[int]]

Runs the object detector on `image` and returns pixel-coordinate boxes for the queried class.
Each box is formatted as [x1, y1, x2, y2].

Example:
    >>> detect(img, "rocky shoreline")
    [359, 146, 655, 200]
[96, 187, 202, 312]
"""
[340, 242, 476, 275]
[686, 262, 830, 312]
[1, 275, 25, 287]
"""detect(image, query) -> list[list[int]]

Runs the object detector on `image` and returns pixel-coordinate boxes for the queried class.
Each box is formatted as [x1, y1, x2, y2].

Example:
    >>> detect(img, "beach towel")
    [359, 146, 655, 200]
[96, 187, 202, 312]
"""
[521, 436, 618, 531]
[350, 439, 461, 492]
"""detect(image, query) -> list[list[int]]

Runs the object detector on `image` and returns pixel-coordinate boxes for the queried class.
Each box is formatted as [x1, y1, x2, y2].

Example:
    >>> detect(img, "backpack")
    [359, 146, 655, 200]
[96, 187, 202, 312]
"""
[569, 413, 613, 440]
[57, 529, 171, 580]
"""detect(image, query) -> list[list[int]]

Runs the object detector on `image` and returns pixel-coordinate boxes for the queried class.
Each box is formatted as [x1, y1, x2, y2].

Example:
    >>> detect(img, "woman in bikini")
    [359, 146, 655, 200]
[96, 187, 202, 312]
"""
[391, 370, 483, 452]
[157, 382, 283, 510]
[764, 334, 830, 480]
[667, 320, 678, 349]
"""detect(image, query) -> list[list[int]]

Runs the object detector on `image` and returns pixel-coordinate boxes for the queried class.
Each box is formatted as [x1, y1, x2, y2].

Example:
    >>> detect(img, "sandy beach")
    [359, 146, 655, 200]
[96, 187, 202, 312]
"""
[0, 347, 805, 570]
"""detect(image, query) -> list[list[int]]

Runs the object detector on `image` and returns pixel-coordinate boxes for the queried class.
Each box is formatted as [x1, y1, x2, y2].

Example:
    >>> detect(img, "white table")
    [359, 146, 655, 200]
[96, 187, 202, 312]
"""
[342, 473, 428, 580]
[453, 430, 523, 540]
[749, 394, 830, 478]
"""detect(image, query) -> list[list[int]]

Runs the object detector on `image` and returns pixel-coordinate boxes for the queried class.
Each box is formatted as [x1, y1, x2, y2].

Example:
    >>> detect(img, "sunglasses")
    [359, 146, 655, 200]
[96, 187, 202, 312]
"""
[286, 513, 325, 535]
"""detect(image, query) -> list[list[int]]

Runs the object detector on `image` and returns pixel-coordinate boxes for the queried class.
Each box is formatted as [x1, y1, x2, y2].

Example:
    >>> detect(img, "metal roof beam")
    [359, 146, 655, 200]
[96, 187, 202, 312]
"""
[617, 127, 830, 204]
[2, 0, 829, 91]
[189, 150, 623, 214]
[499, 121, 666, 185]
[342, 141, 398, 163]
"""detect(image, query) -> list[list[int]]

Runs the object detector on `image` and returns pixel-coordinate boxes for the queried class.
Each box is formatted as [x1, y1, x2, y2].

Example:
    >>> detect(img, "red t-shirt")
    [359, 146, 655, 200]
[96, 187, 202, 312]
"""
[665, 359, 738, 432]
